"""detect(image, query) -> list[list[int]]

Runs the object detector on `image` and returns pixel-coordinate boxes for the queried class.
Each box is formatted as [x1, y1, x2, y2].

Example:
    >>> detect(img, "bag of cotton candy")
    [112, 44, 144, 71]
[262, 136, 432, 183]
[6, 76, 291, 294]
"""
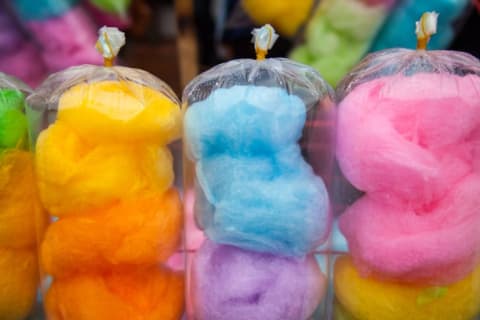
[26, 27, 184, 320]
[0, 72, 45, 320]
[334, 12, 480, 320]
[184, 25, 335, 257]
[184, 25, 336, 320]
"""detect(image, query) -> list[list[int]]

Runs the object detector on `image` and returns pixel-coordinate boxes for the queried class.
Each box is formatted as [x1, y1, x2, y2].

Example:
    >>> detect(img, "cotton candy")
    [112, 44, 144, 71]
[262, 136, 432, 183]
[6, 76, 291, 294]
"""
[370, 0, 470, 51]
[46, 266, 184, 320]
[0, 248, 38, 320]
[191, 240, 326, 320]
[195, 152, 330, 256]
[25, 6, 102, 72]
[12, 0, 78, 20]
[337, 74, 480, 205]
[0, 150, 44, 249]
[35, 122, 173, 216]
[0, 42, 47, 88]
[289, 0, 391, 86]
[340, 173, 480, 284]
[88, 0, 131, 15]
[58, 81, 181, 145]
[185, 85, 306, 159]
[334, 256, 480, 320]
[0, 89, 27, 150]
[0, 9, 22, 53]
[241, 0, 313, 37]
[334, 299, 357, 320]
[41, 189, 182, 277]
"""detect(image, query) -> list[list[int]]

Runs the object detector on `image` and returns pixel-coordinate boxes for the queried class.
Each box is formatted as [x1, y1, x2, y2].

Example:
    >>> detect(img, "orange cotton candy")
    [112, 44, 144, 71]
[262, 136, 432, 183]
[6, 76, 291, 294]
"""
[0, 248, 38, 320]
[0, 149, 45, 248]
[41, 189, 183, 277]
[35, 122, 174, 216]
[45, 266, 184, 320]
[57, 80, 182, 145]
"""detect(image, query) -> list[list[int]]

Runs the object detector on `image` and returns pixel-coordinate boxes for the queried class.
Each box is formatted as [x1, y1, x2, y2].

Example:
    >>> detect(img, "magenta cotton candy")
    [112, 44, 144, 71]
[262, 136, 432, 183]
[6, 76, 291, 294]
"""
[340, 173, 480, 284]
[26, 6, 102, 72]
[0, 42, 46, 87]
[337, 73, 480, 205]
[190, 240, 326, 320]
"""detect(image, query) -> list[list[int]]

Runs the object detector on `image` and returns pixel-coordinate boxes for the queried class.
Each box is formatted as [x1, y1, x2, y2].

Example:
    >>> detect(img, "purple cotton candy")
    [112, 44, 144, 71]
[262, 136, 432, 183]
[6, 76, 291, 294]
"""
[26, 6, 102, 72]
[191, 240, 326, 320]
[0, 9, 22, 53]
[0, 42, 46, 87]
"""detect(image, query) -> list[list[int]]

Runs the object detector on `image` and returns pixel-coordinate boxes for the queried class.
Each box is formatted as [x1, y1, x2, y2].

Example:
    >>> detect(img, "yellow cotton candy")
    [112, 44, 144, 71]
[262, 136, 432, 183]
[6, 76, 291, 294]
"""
[334, 256, 480, 320]
[0, 248, 38, 320]
[242, 0, 314, 37]
[0, 150, 45, 249]
[36, 122, 173, 216]
[57, 80, 181, 145]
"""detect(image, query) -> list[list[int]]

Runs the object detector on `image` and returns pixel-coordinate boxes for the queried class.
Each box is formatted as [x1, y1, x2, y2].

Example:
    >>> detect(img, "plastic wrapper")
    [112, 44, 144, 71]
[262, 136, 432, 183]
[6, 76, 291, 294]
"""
[183, 25, 336, 319]
[26, 28, 184, 320]
[0, 72, 44, 320]
[290, 0, 397, 86]
[370, 0, 471, 51]
[333, 12, 480, 320]
[10, 0, 102, 73]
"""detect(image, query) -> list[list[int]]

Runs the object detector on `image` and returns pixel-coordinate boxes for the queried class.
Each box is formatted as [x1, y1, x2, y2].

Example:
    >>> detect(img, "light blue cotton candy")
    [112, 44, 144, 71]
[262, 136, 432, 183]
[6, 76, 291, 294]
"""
[195, 152, 330, 256]
[370, 0, 469, 51]
[184, 85, 306, 159]
[11, 0, 79, 21]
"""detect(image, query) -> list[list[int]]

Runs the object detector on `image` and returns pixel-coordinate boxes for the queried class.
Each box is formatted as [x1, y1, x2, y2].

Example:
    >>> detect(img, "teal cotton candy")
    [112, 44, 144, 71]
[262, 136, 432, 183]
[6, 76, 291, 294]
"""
[185, 85, 331, 256]
[370, 0, 470, 51]
[195, 152, 330, 256]
[185, 85, 306, 159]
[11, 0, 79, 21]
[0, 89, 27, 150]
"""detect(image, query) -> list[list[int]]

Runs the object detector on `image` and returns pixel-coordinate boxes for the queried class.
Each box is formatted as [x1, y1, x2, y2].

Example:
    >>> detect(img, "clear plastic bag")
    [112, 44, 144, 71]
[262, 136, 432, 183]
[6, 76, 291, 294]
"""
[183, 25, 336, 320]
[334, 13, 480, 320]
[26, 28, 184, 320]
[0, 72, 44, 320]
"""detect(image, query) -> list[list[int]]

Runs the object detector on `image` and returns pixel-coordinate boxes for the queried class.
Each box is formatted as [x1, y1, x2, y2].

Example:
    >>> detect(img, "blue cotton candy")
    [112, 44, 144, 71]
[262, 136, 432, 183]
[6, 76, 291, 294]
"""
[184, 85, 306, 159]
[11, 0, 79, 21]
[195, 153, 330, 256]
[370, 0, 469, 51]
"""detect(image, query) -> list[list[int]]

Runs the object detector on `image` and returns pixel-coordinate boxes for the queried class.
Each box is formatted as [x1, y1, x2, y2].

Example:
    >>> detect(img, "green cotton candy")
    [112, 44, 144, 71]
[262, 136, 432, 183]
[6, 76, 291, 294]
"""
[0, 89, 28, 150]
[89, 0, 131, 15]
[289, 0, 387, 86]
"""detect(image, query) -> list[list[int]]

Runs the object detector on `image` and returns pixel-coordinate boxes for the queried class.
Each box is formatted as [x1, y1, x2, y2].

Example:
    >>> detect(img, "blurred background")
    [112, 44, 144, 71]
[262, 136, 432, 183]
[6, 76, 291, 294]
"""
[0, 0, 478, 95]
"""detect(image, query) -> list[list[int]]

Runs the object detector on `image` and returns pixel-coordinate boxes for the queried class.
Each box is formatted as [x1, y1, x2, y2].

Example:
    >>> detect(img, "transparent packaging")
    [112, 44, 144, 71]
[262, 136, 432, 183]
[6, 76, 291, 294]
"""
[0, 72, 44, 320]
[183, 26, 336, 320]
[333, 38, 480, 319]
[26, 63, 185, 319]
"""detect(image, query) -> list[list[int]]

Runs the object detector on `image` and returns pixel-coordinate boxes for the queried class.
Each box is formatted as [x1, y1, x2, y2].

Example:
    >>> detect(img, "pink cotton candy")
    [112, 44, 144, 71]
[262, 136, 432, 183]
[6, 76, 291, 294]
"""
[340, 173, 480, 284]
[337, 74, 480, 206]
[0, 42, 46, 87]
[26, 6, 102, 72]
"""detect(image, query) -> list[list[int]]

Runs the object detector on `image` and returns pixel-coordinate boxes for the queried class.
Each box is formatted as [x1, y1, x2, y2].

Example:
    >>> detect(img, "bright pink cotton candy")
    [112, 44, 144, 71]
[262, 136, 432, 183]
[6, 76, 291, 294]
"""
[337, 73, 480, 206]
[340, 173, 480, 284]
[26, 6, 102, 72]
